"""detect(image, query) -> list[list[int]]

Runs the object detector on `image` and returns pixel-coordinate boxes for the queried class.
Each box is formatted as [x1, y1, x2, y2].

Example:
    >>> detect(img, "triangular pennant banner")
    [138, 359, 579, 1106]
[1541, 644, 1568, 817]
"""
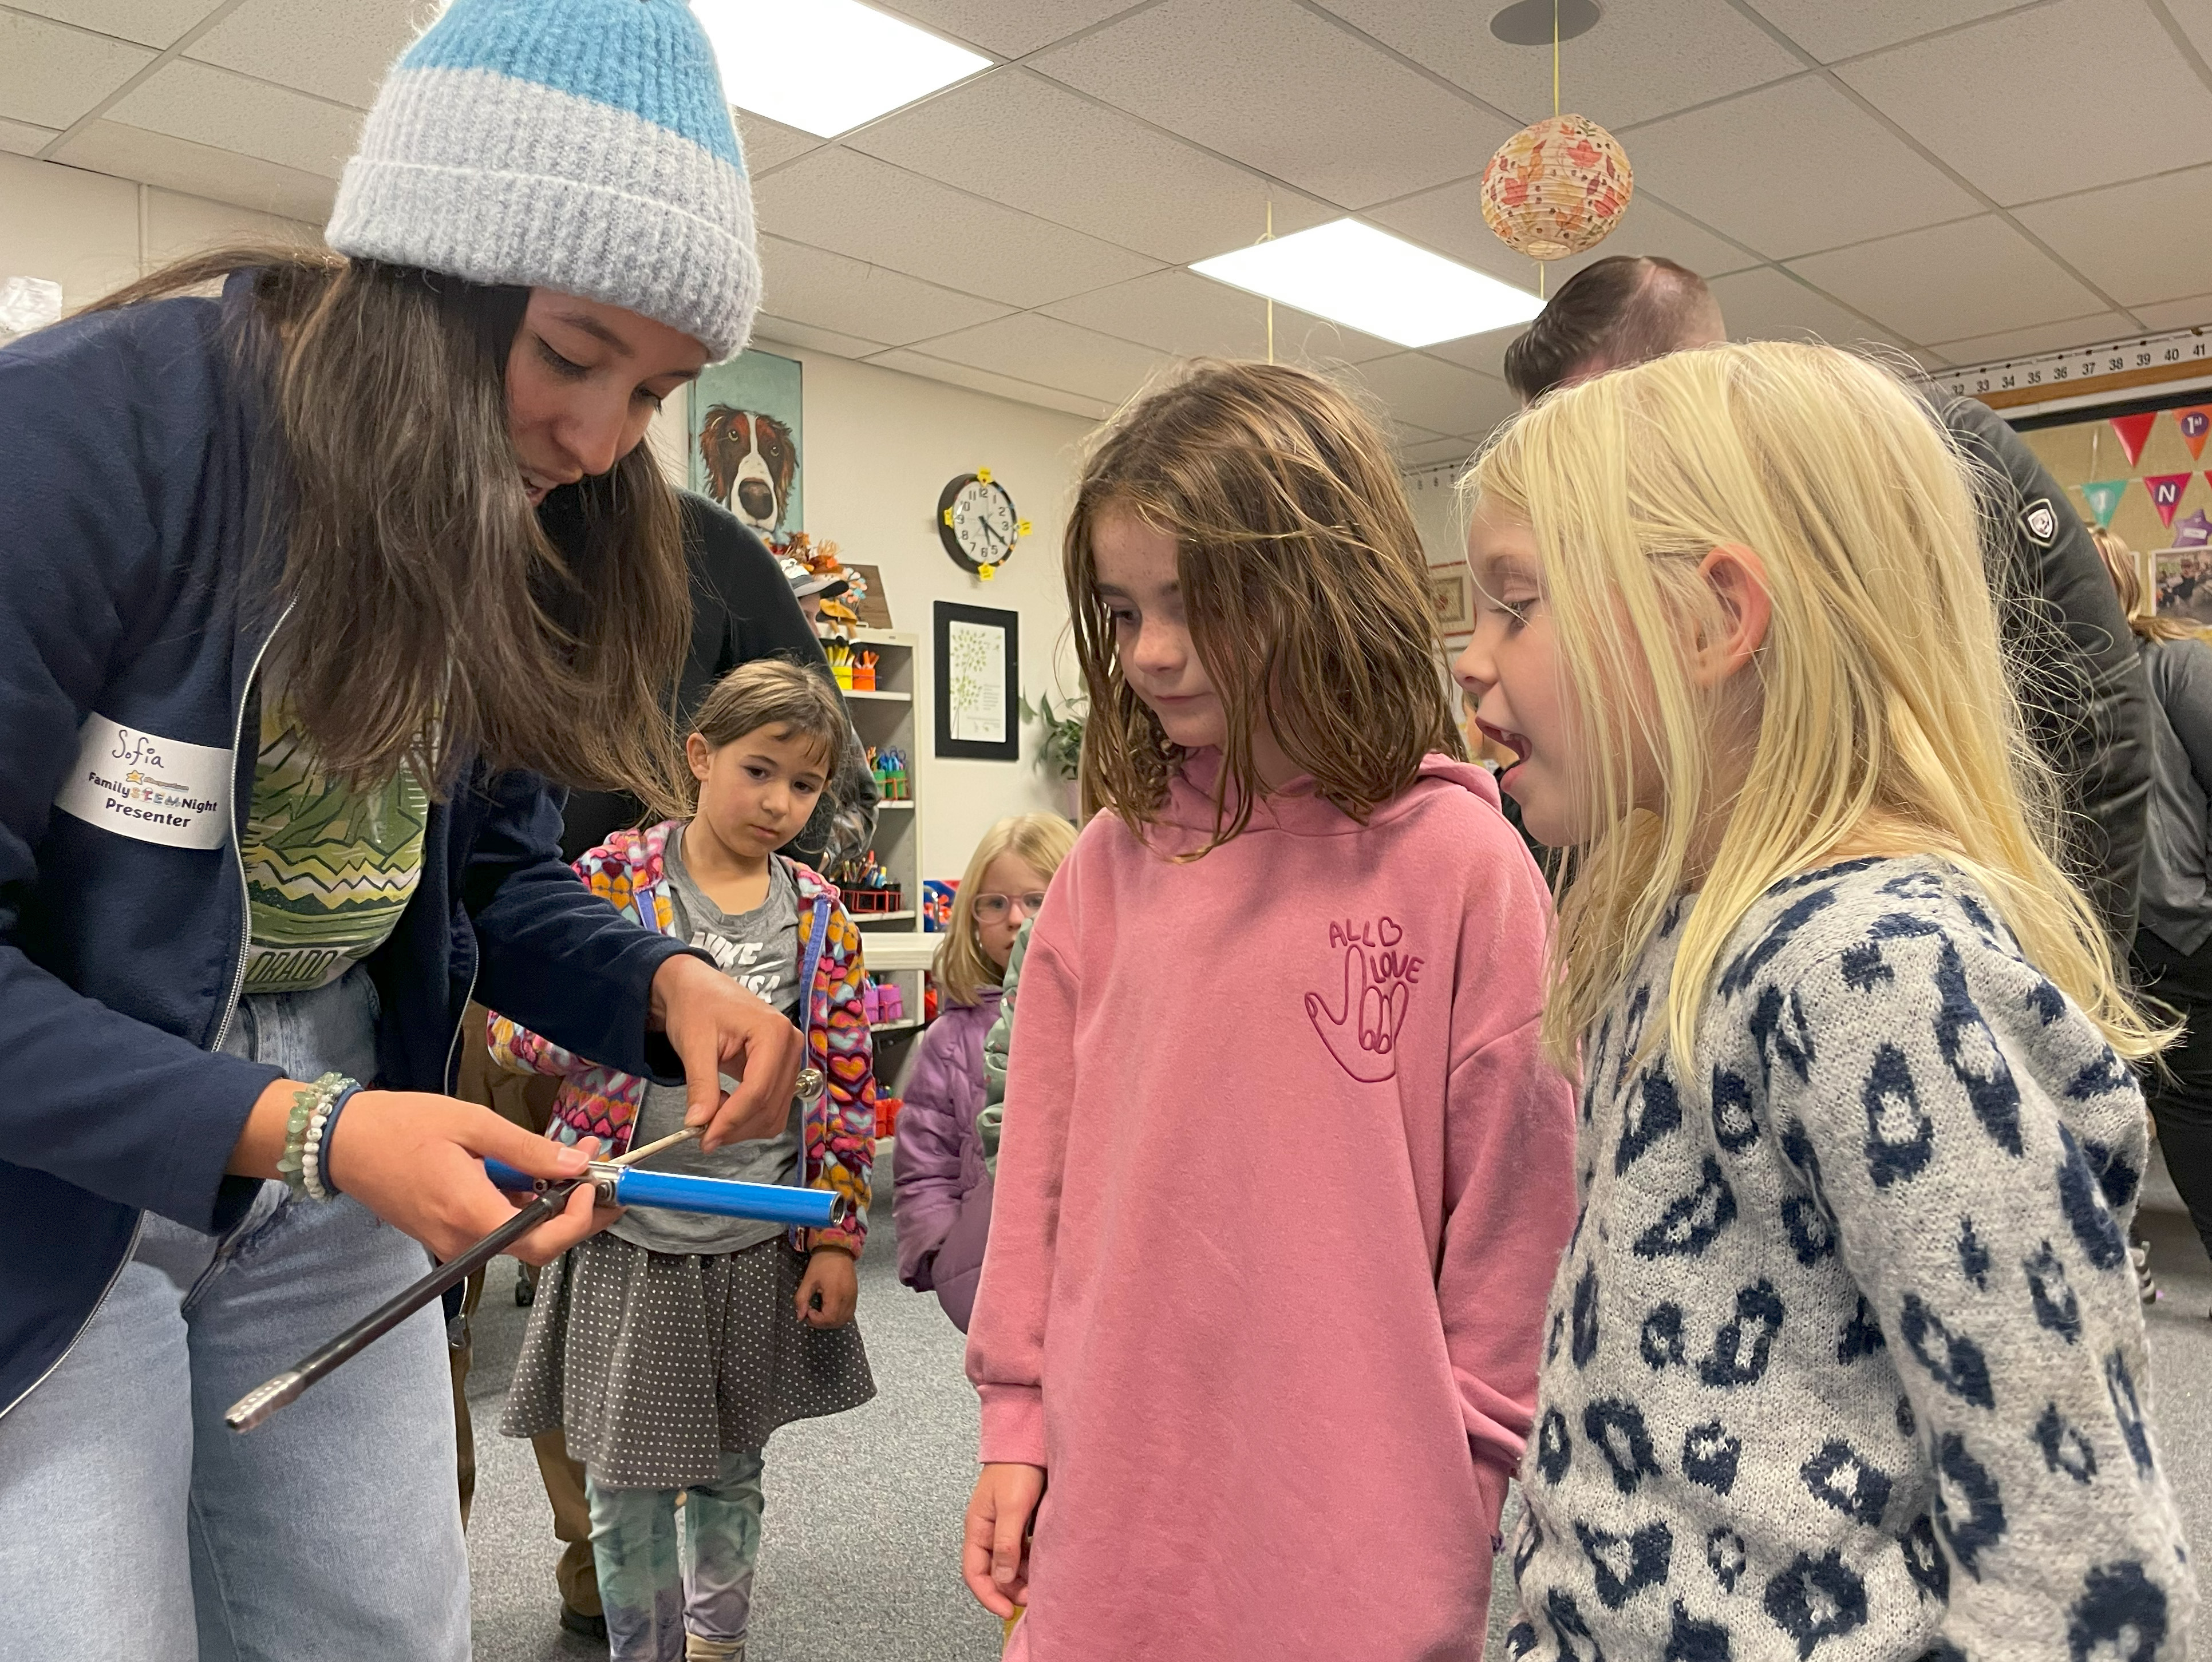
[2147, 472, 2194, 528]
[2113, 412, 2159, 466]
[2081, 479, 2128, 528]
[2178, 406, 2212, 461]
[2176, 508, 2212, 548]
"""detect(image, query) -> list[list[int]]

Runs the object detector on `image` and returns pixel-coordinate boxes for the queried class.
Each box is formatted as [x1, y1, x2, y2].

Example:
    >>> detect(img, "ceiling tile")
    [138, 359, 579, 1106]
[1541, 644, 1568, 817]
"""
[143, 182, 318, 263]
[2014, 164, 2212, 310]
[1040, 266, 1400, 363]
[864, 345, 1114, 419]
[848, 68, 1332, 266]
[2172, 0, 2212, 63]
[5, 0, 223, 49]
[737, 110, 821, 175]
[108, 60, 364, 178]
[1705, 265, 1925, 354]
[185, 0, 424, 109]
[1318, 0, 1803, 130]
[0, 11, 156, 130]
[1838, 0, 2212, 206]
[1929, 312, 2139, 367]
[1344, 351, 1518, 439]
[751, 314, 890, 359]
[0, 147, 140, 303]
[52, 117, 338, 221]
[759, 233, 1012, 346]
[2132, 293, 2212, 334]
[1032, 0, 1520, 209]
[904, 311, 1167, 405]
[1423, 328, 1514, 381]
[1622, 75, 1980, 258]
[1740, 0, 2033, 63]
[1369, 175, 1759, 288]
[0, 117, 59, 157]
[1786, 215, 2108, 346]
[753, 148, 1158, 308]
[874, 0, 1129, 59]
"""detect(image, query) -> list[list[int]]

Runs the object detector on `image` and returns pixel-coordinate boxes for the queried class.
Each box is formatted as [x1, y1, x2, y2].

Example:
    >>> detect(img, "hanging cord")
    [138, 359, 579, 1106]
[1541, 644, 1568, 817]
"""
[1538, 0, 1559, 300]
[1263, 199, 1275, 364]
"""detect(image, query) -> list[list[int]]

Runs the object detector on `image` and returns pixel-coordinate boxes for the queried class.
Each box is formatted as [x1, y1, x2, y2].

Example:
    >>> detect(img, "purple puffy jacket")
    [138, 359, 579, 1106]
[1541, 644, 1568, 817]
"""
[892, 988, 999, 1331]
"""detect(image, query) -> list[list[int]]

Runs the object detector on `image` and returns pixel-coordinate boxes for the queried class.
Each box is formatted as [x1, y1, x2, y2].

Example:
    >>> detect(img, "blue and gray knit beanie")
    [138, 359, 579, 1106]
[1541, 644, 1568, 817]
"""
[327, 0, 759, 361]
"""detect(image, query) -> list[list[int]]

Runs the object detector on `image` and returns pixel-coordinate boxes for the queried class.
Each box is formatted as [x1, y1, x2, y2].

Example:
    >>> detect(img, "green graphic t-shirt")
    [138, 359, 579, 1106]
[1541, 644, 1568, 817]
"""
[238, 702, 429, 995]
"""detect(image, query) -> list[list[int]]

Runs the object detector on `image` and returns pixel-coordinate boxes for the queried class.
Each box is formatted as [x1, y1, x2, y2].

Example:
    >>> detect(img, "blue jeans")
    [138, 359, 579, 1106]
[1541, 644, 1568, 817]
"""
[589, 1449, 767, 1661]
[0, 969, 469, 1660]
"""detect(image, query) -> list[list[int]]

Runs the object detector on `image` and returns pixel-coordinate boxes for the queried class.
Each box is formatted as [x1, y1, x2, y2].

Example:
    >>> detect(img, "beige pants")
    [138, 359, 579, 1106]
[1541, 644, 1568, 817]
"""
[448, 1006, 599, 1617]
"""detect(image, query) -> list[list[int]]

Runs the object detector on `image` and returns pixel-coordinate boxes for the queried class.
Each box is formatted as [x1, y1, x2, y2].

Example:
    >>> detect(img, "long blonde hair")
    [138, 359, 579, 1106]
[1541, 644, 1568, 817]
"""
[1066, 360, 1463, 852]
[1466, 340, 2160, 1071]
[2091, 524, 2207, 644]
[933, 814, 1079, 1007]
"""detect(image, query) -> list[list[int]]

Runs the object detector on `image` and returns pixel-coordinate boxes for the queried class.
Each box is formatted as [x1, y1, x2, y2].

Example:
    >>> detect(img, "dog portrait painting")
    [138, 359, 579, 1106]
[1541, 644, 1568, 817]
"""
[688, 347, 804, 536]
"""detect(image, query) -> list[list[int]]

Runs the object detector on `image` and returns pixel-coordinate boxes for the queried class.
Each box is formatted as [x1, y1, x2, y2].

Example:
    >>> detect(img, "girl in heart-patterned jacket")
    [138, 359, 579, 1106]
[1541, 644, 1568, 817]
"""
[1455, 340, 2193, 1661]
[489, 659, 878, 1662]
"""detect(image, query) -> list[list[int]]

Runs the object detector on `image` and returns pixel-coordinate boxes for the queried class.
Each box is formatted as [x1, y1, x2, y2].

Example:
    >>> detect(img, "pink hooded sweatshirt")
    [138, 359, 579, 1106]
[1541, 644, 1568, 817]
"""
[966, 752, 1578, 1661]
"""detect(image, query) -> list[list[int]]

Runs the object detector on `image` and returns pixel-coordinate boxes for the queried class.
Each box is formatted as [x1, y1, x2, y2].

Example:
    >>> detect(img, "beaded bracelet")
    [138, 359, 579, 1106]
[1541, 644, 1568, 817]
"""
[278, 1073, 357, 1201]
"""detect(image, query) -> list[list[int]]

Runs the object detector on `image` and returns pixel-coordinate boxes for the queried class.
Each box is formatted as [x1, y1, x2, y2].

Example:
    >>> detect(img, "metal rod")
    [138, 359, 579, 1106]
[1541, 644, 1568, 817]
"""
[223, 1183, 575, 1433]
[230, 1157, 848, 1431]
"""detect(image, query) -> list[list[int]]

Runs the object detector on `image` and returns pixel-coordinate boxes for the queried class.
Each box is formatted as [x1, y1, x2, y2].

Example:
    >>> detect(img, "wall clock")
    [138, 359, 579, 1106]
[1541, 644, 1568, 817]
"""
[938, 468, 1030, 580]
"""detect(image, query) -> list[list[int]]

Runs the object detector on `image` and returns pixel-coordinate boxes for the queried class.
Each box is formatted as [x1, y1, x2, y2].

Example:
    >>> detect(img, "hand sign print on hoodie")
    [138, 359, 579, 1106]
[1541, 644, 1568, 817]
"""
[1306, 916, 1424, 1081]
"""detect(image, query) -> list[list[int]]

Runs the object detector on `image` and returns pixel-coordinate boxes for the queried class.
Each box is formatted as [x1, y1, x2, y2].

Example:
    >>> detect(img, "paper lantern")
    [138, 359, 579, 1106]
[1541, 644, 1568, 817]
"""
[1481, 113, 1633, 263]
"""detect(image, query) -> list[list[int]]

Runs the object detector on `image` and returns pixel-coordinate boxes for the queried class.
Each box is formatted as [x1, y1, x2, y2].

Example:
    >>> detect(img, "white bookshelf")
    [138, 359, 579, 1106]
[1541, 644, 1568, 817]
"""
[832, 627, 929, 1077]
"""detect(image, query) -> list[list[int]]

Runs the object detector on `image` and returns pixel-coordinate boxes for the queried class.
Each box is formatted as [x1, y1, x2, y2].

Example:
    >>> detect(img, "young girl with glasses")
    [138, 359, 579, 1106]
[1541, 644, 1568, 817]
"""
[961, 361, 1579, 1659]
[895, 813, 1077, 1331]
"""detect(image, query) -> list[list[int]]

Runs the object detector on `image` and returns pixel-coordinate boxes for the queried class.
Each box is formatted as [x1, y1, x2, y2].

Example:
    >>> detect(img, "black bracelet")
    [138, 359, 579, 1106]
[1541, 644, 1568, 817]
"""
[313, 1085, 362, 1198]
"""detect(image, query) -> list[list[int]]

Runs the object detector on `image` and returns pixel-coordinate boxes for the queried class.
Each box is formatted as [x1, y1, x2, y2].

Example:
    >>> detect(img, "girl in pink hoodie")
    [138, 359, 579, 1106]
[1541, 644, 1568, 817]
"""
[962, 361, 1580, 1660]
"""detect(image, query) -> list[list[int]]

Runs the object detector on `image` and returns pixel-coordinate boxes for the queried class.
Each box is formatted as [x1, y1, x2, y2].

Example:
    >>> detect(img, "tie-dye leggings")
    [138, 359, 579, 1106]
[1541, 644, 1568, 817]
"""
[587, 1449, 765, 1662]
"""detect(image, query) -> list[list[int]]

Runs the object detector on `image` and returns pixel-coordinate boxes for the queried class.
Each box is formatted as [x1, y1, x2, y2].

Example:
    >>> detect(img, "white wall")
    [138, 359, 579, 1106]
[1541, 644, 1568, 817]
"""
[652, 348, 1093, 888]
[1406, 460, 1471, 570]
[0, 150, 317, 308]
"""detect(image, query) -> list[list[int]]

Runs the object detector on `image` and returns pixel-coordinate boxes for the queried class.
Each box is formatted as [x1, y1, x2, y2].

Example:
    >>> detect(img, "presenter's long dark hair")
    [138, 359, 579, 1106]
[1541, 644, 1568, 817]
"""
[89, 245, 691, 811]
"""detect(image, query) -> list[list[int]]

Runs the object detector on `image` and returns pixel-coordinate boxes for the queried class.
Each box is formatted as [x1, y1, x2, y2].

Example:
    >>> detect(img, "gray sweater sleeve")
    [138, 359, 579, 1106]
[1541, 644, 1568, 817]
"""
[2146, 635, 2212, 798]
[1767, 917, 2191, 1657]
[976, 917, 1030, 1176]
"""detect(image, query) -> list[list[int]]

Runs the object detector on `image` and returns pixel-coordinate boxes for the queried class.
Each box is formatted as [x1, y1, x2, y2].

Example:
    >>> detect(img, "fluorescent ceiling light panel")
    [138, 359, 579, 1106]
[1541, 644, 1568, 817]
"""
[693, 0, 990, 139]
[1191, 219, 1543, 348]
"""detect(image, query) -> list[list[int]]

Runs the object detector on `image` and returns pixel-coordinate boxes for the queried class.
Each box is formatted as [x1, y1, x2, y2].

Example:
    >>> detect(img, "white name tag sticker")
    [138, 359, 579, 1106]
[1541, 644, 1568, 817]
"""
[54, 715, 231, 850]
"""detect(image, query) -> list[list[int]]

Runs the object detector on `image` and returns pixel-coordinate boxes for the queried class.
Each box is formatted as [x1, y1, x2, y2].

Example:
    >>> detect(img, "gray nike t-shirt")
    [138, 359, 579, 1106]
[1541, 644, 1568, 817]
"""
[611, 825, 807, 1256]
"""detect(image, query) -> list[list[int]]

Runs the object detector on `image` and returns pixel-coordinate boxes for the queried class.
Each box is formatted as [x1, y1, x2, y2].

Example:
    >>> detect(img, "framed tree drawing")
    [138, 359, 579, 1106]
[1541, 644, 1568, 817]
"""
[934, 602, 1020, 762]
[1426, 563, 1475, 640]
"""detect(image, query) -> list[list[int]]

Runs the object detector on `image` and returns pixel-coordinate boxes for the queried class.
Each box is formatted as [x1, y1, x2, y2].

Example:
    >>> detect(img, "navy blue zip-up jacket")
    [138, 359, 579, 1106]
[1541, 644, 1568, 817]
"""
[0, 282, 695, 1416]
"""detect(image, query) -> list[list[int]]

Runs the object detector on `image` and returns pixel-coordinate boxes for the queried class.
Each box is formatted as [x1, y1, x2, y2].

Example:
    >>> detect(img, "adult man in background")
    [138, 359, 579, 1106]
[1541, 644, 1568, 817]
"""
[1502, 256, 2153, 947]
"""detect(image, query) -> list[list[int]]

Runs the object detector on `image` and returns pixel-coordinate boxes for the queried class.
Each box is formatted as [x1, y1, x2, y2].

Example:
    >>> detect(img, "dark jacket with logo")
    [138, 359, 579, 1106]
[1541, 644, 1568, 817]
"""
[1943, 395, 2152, 943]
[0, 283, 696, 1417]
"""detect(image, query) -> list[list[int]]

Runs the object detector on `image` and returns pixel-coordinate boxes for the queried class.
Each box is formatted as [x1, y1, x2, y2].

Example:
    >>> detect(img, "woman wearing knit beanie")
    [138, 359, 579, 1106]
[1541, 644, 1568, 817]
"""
[0, 3, 784, 1656]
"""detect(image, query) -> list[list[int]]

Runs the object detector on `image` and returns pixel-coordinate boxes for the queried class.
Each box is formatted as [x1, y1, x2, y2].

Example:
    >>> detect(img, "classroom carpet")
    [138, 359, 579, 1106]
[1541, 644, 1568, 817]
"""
[465, 1142, 2212, 1660]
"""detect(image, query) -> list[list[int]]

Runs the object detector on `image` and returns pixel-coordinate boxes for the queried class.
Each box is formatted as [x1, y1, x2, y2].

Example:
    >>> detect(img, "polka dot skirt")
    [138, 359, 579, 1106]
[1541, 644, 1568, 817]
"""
[502, 1233, 874, 1490]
